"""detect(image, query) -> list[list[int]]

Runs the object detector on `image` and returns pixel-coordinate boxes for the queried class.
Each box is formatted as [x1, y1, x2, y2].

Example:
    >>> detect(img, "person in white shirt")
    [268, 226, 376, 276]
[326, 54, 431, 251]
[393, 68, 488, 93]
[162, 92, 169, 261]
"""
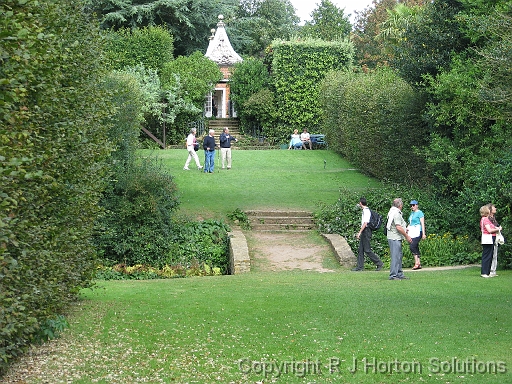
[183, 128, 202, 170]
[353, 197, 384, 271]
[301, 128, 312, 150]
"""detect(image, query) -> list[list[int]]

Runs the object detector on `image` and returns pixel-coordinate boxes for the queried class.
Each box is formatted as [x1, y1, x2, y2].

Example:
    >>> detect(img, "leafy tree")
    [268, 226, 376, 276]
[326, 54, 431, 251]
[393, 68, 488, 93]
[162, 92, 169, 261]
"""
[228, 0, 300, 56]
[300, 0, 352, 40]
[104, 26, 174, 74]
[469, 7, 512, 122]
[229, 57, 272, 132]
[351, 0, 427, 70]
[161, 51, 222, 111]
[1, 0, 112, 372]
[85, 0, 239, 56]
[388, 0, 471, 86]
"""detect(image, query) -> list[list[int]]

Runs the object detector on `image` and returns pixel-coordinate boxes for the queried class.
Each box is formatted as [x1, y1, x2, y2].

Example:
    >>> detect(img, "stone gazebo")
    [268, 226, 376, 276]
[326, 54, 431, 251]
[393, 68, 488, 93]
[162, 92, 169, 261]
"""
[204, 15, 243, 118]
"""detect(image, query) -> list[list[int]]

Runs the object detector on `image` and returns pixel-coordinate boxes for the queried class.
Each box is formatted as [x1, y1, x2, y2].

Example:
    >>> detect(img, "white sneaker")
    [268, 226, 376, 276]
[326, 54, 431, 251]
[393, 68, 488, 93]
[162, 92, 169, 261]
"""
[197, 166, 203, 170]
[490, 272, 497, 277]
[183, 167, 190, 170]
[480, 274, 490, 278]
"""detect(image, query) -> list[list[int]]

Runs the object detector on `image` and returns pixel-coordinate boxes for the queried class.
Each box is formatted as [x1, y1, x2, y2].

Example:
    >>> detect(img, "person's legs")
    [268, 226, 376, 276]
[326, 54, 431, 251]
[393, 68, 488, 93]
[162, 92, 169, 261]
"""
[388, 239, 403, 278]
[361, 229, 382, 267]
[204, 151, 213, 172]
[355, 238, 365, 270]
[210, 150, 215, 172]
[221, 148, 227, 168]
[192, 150, 201, 168]
[184, 150, 192, 169]
[226, 148, 232, 168]
[409, 237, 421, 268]
[481, 244, 493, 275]
[490, 243, 498, 275]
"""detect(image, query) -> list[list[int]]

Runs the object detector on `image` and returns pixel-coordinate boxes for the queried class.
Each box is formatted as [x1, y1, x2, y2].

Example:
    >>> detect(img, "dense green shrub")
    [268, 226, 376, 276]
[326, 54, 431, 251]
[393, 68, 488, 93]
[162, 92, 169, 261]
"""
[319, 67, 429, 184]
[229, 58, 272, 135]
[167, 219, 231, 274]
[104, 26, 174, 74]
[0, 0, 112, 373]
[94, 157, 180, 268]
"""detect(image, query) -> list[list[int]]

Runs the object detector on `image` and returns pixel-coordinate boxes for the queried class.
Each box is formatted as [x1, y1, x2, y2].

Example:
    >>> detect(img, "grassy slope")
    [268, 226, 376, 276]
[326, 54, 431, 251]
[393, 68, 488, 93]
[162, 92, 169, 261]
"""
[147, 149, 378, 218]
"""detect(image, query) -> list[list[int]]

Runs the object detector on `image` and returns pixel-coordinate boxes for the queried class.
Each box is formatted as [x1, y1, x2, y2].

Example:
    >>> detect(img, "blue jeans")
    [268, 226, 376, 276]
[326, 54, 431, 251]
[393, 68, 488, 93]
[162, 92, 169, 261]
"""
[204, 150, 215, 173]
[388, 239, 404, 278]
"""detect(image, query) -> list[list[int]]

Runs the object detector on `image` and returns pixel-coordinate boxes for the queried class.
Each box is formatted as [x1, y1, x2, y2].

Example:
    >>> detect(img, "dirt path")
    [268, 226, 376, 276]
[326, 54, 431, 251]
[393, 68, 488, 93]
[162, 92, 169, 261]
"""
[245, 231, 338, 273]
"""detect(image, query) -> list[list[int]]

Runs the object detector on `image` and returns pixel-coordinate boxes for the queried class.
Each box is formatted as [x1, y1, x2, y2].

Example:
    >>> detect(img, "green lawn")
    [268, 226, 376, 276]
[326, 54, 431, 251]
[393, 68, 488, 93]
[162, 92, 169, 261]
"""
[7, 149, 512, 383]
[145, 148, 378, 218]
[24, 269, 512, 383]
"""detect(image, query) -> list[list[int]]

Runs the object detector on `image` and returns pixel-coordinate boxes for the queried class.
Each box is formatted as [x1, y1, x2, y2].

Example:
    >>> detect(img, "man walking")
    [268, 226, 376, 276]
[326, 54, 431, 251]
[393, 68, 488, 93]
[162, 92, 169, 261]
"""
[203, 129, 217, 173]
[386, 198, 413, 280]
[219, 127, 237, 169]
[352, 197, 384, 271]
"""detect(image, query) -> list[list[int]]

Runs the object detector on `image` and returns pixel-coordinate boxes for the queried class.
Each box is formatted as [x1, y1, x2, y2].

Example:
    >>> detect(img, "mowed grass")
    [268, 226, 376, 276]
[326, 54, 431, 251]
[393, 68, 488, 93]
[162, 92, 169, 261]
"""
[17, 269, 512, 383]
[6, 149, 512, 383]
[144, 148, 378, 218]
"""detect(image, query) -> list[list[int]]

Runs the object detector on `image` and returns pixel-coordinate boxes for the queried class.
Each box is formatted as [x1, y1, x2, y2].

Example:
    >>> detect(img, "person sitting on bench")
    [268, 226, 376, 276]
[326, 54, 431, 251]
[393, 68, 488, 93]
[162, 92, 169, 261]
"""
[301, 128, 312, 150]
[288, 129, 304, 150]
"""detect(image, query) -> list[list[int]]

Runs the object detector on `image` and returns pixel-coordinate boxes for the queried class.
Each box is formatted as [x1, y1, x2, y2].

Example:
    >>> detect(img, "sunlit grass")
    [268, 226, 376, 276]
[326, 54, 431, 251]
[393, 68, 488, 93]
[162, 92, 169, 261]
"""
[144, 149, 378, 218]
[21, 269, 511, 383]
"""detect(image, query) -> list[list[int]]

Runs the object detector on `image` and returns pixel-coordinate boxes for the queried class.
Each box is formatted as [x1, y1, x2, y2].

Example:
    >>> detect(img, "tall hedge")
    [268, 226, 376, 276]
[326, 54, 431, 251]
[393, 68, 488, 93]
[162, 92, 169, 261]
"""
[270, 38, 354, 142]
[319, 67, 429, 184]
[0, 0, 112, 372]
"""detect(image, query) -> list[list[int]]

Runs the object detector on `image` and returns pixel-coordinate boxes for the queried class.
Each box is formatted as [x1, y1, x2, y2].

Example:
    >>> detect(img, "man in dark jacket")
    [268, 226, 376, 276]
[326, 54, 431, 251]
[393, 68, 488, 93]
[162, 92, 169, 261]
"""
[219, 127, 237, 169]
[203, 129, 217, 173]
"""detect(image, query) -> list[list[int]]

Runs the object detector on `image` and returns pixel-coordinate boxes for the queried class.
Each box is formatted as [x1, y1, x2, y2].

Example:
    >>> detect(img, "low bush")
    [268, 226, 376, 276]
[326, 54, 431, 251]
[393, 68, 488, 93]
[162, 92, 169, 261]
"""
[95, 262, 223, 280]
[167, 219, 231, 274]
[94, 156, 180, 268]
[401, 233, 480, 268]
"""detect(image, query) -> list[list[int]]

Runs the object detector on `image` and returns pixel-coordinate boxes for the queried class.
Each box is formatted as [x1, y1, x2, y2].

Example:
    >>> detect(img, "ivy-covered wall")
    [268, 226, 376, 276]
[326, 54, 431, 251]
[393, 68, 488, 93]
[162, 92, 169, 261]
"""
[270, 39, 354, 142]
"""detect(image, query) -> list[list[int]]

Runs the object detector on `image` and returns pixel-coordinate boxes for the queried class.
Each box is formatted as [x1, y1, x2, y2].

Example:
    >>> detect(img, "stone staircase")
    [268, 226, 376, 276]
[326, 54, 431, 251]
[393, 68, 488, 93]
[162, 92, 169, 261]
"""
[207, 118, 240, 142]
[245, 210, 315, 231]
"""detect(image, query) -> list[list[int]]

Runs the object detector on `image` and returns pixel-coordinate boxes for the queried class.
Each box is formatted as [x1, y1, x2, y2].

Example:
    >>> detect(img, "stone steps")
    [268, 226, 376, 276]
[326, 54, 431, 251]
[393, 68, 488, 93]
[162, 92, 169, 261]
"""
[207, 118, 240, 142]
[245, 210, 315, 231]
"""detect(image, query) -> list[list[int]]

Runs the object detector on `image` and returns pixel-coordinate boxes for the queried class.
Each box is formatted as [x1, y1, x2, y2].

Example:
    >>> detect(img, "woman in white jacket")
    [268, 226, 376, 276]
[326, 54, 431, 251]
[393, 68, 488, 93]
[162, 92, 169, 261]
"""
[183, 128, 203, 170]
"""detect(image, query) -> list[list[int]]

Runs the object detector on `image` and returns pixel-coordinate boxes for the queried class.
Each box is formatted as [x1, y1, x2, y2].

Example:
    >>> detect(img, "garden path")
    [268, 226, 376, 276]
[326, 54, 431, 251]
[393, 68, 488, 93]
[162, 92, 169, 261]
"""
[243, 230, 479, 273]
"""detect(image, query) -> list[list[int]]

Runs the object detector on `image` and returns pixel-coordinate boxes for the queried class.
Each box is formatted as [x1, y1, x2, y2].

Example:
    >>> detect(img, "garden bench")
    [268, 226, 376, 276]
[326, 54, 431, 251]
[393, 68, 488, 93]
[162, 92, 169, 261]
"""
[310, 134, 327, 149]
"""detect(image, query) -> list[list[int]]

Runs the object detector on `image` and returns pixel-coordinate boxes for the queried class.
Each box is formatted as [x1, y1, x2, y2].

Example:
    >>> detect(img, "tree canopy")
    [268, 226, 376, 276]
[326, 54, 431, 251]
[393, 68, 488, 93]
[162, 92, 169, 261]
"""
[300, 0, 352, 40]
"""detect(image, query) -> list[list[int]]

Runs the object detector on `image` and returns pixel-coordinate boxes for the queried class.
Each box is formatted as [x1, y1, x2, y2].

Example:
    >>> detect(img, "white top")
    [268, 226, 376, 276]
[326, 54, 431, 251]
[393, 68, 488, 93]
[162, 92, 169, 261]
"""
[361, 207, 371, 225]
[186, 133, 195, 147]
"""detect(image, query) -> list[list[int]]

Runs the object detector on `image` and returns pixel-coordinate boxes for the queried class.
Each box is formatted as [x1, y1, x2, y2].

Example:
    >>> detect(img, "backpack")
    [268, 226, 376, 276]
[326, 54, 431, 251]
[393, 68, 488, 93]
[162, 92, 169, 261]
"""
[367, 209, 383, 231]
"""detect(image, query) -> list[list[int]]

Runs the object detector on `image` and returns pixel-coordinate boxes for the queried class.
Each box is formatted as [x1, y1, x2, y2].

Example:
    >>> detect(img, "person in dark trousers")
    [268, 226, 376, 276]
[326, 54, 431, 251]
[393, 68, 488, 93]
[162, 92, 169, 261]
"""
[352, 197, 384, 271]
[203, 129, 217, 173]
[219, 127, 237, 169]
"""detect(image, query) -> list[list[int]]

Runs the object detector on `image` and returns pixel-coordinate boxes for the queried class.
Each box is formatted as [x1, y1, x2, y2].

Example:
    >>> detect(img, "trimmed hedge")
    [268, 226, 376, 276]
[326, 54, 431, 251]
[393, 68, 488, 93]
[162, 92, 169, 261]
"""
[0, 0, 112, 373]
[319, 67, 429, 185]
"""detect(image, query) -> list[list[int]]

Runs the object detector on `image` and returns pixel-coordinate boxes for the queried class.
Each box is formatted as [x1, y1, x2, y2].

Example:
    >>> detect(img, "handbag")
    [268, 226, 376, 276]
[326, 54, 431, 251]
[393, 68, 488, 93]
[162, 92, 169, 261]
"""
[481, 233, 494, 244]
[496, 231, 505, 245]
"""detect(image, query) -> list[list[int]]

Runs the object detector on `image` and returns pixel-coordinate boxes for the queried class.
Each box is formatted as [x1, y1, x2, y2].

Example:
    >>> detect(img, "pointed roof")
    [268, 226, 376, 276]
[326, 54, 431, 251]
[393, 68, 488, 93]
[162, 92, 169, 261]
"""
[205, 15, 243, 66]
